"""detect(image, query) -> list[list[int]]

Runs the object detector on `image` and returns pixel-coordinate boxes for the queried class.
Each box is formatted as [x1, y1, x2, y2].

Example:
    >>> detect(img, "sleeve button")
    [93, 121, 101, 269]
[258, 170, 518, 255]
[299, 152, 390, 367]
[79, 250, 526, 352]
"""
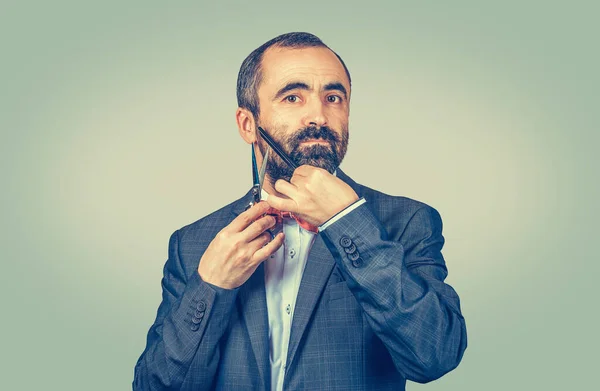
[340, 236, 352, 248]
[351, 258, 364, 268]
[343, 243, 356, 254]
[347, 251, 361, 261]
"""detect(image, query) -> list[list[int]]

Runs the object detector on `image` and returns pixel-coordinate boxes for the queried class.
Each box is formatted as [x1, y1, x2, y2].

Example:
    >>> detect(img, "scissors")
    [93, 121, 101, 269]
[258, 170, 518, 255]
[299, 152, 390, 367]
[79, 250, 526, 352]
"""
[246, 126, 297, 211]
[257, 127, 297, 170]
[246, 145, 270, 211]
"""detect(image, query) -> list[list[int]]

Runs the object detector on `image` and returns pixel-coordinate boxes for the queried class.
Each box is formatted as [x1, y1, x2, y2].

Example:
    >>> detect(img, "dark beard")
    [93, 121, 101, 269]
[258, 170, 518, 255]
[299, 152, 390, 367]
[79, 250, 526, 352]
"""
[260, 125, 348, 183]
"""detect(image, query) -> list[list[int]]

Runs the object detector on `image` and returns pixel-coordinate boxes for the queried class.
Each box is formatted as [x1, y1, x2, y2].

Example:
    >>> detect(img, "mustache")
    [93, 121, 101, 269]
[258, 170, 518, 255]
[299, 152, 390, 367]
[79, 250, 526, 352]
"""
[289, 126, 339, 147]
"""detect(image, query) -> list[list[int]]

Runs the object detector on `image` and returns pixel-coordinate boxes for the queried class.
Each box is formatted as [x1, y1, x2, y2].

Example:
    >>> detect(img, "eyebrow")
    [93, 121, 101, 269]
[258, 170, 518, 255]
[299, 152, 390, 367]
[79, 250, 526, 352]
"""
[273, 81, 348, 100]
[323, 82, 348, 100]
[274, 82, 310, 100]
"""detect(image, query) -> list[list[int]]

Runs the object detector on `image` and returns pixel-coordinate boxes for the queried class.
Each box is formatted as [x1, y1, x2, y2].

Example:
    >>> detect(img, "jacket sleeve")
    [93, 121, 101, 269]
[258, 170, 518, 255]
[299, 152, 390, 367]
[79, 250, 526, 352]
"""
[319, 201, 467, 383]
[133, 229, 239, 390]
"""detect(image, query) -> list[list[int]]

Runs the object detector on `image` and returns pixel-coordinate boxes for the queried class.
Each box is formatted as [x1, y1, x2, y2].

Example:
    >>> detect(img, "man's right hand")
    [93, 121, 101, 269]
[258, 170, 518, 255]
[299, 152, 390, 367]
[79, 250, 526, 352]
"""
[197, 201, 284, 289]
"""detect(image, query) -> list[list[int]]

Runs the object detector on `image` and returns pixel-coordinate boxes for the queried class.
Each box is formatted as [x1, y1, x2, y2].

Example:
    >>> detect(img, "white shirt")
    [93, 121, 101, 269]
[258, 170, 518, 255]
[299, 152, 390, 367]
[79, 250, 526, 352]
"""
[262, 187, 316, 391]
[261, 174, 366, 391]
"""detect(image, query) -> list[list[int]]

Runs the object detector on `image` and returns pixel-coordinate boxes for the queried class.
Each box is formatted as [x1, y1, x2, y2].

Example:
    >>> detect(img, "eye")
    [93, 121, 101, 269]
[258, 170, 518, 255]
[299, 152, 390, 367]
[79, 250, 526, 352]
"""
[326, 95, 342, 103]
[285, 95, 299, 103]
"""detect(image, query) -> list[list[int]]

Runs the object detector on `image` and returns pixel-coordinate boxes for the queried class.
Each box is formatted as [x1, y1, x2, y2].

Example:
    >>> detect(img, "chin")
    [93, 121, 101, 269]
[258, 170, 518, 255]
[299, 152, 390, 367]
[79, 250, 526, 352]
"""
[299, 158, 338, 174]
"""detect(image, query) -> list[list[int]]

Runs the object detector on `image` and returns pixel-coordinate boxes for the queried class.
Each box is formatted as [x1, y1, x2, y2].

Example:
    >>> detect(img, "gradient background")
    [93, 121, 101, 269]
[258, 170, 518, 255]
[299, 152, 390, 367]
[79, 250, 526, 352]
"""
[1, 1, 598, 390]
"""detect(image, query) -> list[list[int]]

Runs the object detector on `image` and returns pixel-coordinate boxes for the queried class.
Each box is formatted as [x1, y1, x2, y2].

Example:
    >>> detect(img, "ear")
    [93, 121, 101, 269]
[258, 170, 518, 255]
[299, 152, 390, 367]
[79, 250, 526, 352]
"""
[236, 107, 257, 144]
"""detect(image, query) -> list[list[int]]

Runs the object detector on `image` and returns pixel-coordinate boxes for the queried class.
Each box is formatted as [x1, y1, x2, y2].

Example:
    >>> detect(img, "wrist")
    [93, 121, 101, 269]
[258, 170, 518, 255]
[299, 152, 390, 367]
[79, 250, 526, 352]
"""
[198, 270, 237, 290]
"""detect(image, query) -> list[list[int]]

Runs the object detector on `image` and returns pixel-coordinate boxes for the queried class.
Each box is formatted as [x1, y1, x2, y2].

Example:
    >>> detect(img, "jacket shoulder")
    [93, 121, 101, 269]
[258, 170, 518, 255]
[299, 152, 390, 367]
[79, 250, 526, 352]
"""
[358, 182, 439, 216]
[353, 181, 444, 241]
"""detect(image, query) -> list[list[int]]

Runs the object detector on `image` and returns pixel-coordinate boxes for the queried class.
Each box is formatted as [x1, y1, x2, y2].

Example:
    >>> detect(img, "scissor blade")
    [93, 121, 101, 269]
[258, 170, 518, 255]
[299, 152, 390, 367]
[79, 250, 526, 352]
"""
[251, 144, 259, 186]
[258, 148, 269, 190]
[248, 145, 263, 206]
[258, 127, 298, 170]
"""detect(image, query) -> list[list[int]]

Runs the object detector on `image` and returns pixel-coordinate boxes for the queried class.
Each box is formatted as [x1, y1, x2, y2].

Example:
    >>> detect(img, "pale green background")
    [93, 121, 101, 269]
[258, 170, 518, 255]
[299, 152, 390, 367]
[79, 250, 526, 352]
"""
[1, 0, 598, 390]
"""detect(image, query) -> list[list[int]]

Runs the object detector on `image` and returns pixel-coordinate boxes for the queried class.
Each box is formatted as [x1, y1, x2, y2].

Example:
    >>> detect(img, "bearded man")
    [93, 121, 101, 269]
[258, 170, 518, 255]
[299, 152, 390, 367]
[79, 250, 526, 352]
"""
[134, 32, 467, 391]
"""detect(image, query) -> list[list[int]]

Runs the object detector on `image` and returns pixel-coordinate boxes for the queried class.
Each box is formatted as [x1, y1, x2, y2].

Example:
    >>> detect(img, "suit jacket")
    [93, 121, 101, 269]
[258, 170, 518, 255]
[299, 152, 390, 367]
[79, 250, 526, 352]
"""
[133, 168, 467, 390]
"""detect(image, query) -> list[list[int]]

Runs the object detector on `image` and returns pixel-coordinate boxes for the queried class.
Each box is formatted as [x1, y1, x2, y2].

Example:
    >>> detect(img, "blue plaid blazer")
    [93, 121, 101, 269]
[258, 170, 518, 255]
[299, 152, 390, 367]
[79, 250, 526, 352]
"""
[134, 168, 467, 390]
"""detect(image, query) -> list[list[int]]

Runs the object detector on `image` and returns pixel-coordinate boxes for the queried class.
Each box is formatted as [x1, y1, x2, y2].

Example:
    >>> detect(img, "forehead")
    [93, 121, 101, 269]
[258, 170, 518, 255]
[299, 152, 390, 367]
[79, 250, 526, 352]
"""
[259, 46, 350, 93]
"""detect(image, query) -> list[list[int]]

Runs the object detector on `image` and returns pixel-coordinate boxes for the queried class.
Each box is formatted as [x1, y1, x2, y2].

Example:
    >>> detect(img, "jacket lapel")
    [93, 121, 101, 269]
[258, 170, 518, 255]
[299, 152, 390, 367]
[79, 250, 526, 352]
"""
[284, 235, 335, 371]
[236, 263, 270, 390]
[232, 190, 270, 390]
[285, 168, 363, 373]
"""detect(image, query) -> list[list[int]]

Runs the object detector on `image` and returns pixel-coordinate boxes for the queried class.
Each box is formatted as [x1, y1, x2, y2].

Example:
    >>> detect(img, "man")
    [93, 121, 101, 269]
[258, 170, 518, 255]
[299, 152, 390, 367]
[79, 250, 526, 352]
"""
[134, 32, 467, 391]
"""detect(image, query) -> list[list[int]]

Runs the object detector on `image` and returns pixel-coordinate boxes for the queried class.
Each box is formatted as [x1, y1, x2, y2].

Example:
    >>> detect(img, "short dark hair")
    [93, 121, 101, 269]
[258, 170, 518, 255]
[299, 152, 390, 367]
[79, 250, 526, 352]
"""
[236, 32, 351, 120]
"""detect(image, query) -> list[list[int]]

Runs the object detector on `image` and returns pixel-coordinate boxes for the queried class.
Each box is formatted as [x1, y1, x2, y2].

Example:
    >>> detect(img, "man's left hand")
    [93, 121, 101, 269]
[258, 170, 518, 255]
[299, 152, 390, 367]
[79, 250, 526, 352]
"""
[265, 165, 359, 227]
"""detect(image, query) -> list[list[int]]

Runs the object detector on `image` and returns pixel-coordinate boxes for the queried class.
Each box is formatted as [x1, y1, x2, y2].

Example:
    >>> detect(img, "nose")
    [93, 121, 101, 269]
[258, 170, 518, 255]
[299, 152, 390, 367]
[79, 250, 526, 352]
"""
[302, 98, 328, 128]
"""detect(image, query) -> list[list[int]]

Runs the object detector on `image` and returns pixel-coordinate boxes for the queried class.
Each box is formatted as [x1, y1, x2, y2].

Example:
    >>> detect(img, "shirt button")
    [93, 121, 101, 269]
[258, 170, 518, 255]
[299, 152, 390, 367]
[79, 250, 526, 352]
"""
[289, 248, 296, 258]
[286, 304, 291, 315]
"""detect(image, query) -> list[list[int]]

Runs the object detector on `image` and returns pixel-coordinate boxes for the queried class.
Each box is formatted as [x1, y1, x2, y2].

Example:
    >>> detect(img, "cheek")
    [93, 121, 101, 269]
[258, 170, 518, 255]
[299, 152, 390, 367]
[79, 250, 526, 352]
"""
[330, 117, 349, 140]
[271, 110, 302, 131]
[326, 106, 349, 124]
[265, 113, 302, 139]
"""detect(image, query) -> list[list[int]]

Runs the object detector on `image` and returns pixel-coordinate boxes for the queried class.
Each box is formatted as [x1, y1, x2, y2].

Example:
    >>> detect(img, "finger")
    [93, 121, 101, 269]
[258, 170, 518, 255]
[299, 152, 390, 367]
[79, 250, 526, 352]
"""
[266, 193, 297, 213]
[293, 165, 312, 176]
[251, 232, 285, 264]
[228, 201, 272, 232]
[240, 214, 277, 243]
[290, 173, 307, 186]
[247, 230, 274, 253]
[274, 179, 298, 198]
